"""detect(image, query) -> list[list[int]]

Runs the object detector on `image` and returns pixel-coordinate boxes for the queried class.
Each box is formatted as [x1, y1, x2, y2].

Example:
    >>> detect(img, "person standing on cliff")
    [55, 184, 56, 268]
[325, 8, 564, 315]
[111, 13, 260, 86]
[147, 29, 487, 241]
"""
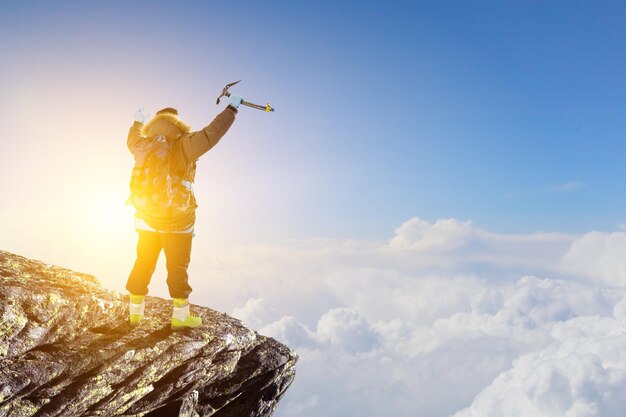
[125, 95, 242, 330]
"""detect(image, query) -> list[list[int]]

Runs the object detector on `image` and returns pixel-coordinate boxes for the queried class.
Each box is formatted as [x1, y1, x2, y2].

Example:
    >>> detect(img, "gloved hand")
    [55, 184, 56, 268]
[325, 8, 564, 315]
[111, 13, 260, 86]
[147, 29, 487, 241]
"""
[229, 95, 243, 109]
[134, 107, 148, 123]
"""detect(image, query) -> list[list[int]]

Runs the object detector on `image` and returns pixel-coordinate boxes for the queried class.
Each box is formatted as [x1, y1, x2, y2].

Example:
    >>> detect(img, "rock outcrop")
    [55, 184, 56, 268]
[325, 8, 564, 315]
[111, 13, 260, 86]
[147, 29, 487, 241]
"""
[0, 250, 297, 417]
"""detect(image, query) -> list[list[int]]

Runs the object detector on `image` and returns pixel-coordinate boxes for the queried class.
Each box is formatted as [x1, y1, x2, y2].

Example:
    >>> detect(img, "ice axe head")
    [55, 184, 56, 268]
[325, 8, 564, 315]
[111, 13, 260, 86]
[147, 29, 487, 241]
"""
[216, 80, 242, 105]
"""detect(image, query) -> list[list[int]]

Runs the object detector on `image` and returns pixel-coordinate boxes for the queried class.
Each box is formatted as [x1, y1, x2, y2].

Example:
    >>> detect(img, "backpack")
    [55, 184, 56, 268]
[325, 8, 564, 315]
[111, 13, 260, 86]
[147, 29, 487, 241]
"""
[128, 135, 195, 220]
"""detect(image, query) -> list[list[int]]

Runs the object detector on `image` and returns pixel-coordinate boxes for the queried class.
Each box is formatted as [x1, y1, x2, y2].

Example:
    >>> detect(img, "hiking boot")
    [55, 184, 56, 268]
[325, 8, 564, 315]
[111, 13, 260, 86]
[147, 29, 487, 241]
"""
[171, 298, 202, 330]
[129, 294, 145, 326]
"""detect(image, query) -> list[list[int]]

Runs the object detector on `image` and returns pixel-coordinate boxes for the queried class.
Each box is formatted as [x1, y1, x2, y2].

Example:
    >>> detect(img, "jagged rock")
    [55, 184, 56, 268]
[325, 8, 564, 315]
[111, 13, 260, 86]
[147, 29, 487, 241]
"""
[0, 250, 297, 417]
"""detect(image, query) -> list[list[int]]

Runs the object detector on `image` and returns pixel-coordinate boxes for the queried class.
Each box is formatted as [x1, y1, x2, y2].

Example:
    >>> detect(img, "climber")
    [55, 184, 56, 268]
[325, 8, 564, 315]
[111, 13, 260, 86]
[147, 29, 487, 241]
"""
[125, 95, 242, 330]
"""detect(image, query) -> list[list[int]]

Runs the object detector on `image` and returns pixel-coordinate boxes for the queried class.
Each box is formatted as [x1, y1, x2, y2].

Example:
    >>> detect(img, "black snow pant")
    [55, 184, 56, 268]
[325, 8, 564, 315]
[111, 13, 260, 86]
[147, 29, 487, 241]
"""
[126, 230, 193, 299]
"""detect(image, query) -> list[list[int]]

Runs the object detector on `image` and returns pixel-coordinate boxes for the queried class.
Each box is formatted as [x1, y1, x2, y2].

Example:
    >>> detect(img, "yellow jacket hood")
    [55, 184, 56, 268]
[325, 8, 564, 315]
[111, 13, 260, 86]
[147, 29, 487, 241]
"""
[141, 112, 191, 138]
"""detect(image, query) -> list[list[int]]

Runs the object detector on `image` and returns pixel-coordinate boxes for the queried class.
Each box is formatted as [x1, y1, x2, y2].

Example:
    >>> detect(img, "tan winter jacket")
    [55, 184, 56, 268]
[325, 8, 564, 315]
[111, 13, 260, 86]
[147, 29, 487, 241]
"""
[127, 106, 237, 232]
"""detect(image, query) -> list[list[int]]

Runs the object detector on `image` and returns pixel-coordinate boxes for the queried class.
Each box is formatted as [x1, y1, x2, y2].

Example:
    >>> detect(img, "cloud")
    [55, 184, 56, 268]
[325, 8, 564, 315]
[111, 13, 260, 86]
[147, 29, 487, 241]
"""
[550, 181, 585, 193]
[506, 181, 584, 198]
[232, 297, 280, 330]
[388, 217, 475, 251]
[315, 307, 380, 352]
[561, 231, 626, 286]
[260, 315, 316, 349]
[452, 297, 626, 417]
[199, 216, 626, 416]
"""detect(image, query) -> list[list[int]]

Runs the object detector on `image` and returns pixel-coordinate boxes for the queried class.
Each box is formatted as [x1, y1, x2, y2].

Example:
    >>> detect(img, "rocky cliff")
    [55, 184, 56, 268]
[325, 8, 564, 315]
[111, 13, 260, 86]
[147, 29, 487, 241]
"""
[0, 250, 297, 417]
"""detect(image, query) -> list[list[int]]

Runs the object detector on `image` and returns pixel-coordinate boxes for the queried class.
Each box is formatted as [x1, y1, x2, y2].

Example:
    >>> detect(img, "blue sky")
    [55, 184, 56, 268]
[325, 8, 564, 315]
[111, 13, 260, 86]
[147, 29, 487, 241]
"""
[2, 1, 626, 243]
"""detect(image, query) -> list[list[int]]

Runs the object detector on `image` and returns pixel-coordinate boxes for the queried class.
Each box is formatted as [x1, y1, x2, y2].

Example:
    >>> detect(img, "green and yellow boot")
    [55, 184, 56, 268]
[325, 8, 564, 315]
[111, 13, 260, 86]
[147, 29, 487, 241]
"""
[129, 294, 145, 326]
[171, 298, 202, 330]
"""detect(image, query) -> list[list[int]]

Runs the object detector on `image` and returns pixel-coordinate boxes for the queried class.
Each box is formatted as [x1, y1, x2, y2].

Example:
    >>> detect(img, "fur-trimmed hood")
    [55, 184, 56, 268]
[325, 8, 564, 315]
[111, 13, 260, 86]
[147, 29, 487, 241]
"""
[141, 112, 191, 139]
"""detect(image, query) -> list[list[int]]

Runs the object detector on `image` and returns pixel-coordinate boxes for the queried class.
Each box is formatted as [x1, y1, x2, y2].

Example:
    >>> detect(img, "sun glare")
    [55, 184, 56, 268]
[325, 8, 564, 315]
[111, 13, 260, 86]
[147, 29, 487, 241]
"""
[95, 198, 134, 234]
[80, 190, 135, 237]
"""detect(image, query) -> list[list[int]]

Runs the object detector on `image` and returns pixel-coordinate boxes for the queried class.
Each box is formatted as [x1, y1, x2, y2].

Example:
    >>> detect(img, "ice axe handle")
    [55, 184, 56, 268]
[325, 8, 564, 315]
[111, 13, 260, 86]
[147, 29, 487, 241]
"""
[241, 100, 275, 112]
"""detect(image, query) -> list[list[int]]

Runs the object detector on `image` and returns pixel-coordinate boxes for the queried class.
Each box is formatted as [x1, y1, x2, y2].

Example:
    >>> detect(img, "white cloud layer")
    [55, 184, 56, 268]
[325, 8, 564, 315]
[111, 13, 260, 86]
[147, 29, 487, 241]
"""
[199, 217, 626, 417]
[241, 276, 624, 417]
[453, 297, 626, 417]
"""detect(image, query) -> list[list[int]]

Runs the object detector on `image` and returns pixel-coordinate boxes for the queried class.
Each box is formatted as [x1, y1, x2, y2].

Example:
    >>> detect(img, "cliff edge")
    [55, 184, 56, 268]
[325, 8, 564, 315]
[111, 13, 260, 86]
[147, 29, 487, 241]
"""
[0, 250, 297, 417]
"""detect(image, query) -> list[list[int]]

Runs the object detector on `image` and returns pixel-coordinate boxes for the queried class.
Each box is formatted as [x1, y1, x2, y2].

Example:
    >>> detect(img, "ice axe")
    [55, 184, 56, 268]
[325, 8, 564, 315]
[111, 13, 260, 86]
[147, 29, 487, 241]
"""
[216, 80, 275, 112]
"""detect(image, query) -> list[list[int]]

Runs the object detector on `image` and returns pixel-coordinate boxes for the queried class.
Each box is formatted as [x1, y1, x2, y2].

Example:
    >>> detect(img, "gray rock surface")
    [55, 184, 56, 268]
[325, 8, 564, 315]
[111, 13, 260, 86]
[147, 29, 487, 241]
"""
[0, 250, 297, 417]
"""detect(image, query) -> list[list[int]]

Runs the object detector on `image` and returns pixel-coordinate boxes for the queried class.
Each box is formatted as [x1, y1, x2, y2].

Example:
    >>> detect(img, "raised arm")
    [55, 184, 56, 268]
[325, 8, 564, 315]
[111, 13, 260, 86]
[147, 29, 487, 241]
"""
[181, 106, 237, 162]
[128, 107, 148, 152]
[127, 121, 144, 151]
